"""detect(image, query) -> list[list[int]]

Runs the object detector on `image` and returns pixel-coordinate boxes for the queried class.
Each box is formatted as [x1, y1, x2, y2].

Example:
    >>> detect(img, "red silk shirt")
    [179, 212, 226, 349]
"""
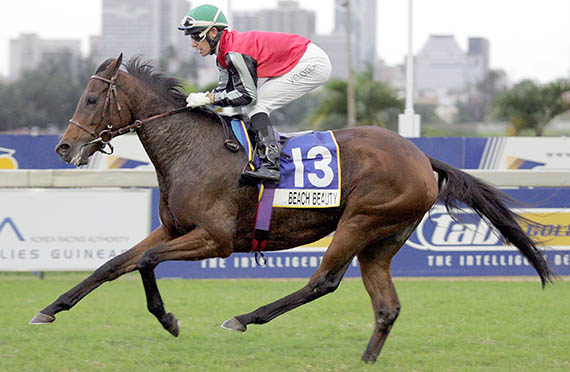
[216, 30, 310, 78]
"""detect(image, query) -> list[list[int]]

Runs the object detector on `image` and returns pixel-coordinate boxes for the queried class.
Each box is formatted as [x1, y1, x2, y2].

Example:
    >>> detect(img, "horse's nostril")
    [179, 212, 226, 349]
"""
[56, 143, 71, 156]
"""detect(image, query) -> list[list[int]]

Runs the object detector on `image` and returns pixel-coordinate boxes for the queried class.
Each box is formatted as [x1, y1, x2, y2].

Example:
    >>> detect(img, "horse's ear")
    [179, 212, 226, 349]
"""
[109, 53, 123, 76]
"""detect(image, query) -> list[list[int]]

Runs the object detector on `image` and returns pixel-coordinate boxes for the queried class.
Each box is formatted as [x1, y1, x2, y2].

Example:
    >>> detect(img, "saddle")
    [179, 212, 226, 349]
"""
[219, 113, 312, 155]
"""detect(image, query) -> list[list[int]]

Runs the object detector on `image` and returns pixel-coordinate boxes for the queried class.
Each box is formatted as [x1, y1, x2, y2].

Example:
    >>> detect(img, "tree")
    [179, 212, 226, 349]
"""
[455, 70, 507, 123]
[490, 79, 570, 136]
[0, 54, 95, 132]
[308, 69, 403, 130]
[415, 103, 445, 125]
[272, 94, 317, 130]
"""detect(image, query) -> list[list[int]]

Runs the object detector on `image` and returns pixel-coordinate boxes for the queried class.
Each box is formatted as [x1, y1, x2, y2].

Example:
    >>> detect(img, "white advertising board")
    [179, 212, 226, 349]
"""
[0, 189, 151, 271]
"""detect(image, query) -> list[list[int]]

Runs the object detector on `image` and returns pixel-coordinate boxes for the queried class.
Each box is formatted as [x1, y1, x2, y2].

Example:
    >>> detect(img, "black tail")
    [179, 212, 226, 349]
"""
[429, 157, 555, 287]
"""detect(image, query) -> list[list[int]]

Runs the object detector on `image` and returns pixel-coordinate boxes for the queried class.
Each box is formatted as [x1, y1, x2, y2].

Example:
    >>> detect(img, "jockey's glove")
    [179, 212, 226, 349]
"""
[186, 92, 212, 108]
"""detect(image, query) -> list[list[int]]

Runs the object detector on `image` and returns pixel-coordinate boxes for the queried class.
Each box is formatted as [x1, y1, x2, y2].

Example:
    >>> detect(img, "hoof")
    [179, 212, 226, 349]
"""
[162, 313, 179, 337]
[221, 317, 247, 332]
[361, 354, 377, 364]
[29, 312, 55, 325]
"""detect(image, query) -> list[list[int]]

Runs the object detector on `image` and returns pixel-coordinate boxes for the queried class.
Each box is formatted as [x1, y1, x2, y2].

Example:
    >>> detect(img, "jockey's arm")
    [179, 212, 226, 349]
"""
[212, 52, 258, 107]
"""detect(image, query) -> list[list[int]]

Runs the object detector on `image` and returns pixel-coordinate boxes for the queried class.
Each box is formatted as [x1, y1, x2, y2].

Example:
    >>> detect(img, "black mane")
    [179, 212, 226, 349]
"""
[122, 56, 187, 106]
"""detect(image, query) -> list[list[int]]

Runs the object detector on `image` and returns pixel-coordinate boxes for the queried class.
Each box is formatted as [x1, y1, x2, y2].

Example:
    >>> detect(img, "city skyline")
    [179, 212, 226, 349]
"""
[1, 0, 569, 83]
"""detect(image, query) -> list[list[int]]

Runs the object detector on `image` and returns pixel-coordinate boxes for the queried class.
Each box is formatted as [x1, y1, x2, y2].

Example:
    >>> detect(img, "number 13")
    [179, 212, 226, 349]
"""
[291, 145, 334, 188]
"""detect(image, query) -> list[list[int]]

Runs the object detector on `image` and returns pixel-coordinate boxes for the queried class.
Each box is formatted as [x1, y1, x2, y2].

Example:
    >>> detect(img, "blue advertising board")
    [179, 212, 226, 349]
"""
[1, 134, 569, 278]
[153, 187, 570, 278]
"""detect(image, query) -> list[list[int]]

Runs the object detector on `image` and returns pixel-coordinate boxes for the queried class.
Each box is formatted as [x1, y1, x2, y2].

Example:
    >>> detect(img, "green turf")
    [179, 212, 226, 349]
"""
[0, 273, 568, 372]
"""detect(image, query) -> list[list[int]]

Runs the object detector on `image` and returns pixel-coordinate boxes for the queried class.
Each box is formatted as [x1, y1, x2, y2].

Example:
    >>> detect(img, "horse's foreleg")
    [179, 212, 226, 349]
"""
[222, 226, 359, 332]
[30, 226, 169, 325]
[136, 227, 228, 337]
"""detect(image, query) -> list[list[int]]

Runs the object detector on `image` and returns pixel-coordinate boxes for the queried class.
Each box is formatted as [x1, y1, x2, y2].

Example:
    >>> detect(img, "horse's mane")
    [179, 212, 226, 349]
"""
[125, 56, 187, 106]
[96, 56, 187, 106]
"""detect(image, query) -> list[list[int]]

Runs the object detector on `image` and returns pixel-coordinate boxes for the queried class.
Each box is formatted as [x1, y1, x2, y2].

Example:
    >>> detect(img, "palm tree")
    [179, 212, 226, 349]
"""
[490, 79, 570, 136]
[309, 69, 403, 130]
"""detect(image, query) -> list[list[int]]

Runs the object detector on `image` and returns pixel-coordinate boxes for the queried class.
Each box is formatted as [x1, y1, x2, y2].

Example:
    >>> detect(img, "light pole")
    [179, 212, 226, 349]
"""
[345, 0, 357, 127]
[398, 0, 421, 137]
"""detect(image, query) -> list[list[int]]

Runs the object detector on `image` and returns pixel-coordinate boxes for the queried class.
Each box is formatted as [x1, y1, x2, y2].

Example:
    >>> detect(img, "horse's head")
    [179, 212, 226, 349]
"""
[56, 54, 132, 166]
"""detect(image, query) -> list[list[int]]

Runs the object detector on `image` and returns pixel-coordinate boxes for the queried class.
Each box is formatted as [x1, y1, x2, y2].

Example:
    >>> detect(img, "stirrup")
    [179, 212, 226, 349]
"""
[242, 165, 281, 183]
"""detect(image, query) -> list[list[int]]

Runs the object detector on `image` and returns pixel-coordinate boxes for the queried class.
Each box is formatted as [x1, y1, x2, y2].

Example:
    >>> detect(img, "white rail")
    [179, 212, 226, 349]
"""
[0, 169, 569, 188]
[0, 169, 159, 188]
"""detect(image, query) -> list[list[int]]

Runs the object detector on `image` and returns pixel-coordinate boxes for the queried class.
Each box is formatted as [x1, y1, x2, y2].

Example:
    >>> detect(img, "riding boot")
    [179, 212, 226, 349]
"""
[242, 112, 281, 183]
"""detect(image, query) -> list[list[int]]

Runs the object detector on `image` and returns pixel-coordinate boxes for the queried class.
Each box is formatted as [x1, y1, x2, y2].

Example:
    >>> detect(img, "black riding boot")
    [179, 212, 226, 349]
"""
[242, 113, 281, 183]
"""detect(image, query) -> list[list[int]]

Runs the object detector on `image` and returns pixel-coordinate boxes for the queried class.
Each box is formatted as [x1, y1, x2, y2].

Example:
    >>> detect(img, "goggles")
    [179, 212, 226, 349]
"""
[179, 16, 193, 29]
[190, 32, 207, 42]
[178, 16, 208, 42]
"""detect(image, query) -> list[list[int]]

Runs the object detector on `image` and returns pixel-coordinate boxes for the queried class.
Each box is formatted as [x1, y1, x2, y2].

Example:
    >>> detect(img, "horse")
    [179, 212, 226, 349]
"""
[30, 54, 554, 363]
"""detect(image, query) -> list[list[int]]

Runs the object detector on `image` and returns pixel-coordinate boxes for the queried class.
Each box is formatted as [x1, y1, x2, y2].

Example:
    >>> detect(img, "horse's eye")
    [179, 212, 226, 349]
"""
[87, 97, 97, 104]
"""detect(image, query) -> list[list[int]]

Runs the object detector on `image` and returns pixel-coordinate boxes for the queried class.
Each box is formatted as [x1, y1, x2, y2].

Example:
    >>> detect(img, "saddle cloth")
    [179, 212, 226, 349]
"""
[230, 118, 341, 253]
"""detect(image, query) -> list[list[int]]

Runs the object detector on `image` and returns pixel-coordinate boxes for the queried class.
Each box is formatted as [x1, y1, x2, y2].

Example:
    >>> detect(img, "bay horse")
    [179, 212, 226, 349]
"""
[31, 55, 554, 363]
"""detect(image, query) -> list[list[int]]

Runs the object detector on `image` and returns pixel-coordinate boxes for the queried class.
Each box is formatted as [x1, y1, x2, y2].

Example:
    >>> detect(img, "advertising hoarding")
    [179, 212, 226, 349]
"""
[0, 189, 151, 271]
[1, 134, 568, 277]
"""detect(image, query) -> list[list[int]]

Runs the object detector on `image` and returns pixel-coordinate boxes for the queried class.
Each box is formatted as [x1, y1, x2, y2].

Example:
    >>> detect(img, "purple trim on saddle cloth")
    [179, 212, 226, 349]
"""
[251, 183, 276, 252]
[251, 130, 281, 252]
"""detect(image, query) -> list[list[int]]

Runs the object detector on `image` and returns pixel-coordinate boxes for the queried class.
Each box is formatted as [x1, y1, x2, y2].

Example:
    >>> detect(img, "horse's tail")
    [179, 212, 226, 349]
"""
[428, 156, 555, 287]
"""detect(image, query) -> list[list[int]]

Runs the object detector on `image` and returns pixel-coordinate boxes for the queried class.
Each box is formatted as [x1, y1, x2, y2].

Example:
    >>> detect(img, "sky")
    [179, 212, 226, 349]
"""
[1, 0, 569, 83]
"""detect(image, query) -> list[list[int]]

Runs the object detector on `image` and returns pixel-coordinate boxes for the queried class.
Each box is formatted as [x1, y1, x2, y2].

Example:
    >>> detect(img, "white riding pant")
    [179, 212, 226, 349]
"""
[247, 43, 332, 117]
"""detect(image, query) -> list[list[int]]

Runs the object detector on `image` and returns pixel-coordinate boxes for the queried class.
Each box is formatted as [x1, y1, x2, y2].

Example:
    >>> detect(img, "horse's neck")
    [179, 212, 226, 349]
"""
[136, 116, 189, 177]
[124, 82, 196, 176]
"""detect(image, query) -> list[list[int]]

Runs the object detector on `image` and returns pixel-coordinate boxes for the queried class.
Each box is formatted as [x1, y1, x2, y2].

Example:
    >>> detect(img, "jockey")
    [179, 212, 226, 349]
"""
[178, 4, 332, 183]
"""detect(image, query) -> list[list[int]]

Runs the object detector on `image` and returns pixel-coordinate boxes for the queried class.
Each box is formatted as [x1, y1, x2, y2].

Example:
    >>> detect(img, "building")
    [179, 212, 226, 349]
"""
[231, 11, 257, 32]
[311, 32, 355, 80]
[100, 0, 191, 66]
[233, 1, 357, 79]
[465, 37, 490, 86]
[232, 1, 316, 38]
[334, 0, 377, 72]
[415, 35, 490, 95]
[89, 35, 102, 63]
[9, 34, 81, 81]
[376, 59, 406, 93]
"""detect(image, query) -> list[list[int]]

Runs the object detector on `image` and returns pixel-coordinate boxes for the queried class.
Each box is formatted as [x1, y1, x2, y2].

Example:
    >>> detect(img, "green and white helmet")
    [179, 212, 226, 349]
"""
[178, 4, 229, 41]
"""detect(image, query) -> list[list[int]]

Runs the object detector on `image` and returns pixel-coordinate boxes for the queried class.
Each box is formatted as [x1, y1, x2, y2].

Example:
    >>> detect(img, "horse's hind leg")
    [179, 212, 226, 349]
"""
[30, 226, 170, 325]
[359, 222, 419, 363]
[222, 222, 373, 332]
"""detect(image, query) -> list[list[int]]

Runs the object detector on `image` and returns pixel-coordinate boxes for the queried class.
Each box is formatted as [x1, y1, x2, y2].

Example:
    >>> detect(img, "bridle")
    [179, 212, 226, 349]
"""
[69, 65, 240, 155]
[69, 68, 190, 155]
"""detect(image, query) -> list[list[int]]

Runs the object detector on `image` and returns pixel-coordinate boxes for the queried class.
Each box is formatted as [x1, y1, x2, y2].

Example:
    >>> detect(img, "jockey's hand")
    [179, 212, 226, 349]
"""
[186, 92, 212, 108]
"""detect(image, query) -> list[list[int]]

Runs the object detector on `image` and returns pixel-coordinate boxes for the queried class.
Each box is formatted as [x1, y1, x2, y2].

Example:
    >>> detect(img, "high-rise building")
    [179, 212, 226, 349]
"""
[231, 11, 257, 32]
[466, 37, 490, 86]
[9, 34, 81, 81]
[311, 32, 356, 80]
[232, 1, 316, 38]
[334, 0, 377, 72]
[100, 0, 191, 65]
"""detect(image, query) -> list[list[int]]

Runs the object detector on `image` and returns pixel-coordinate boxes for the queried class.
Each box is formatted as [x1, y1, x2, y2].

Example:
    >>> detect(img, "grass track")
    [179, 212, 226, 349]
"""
[0, 273, 569, 372]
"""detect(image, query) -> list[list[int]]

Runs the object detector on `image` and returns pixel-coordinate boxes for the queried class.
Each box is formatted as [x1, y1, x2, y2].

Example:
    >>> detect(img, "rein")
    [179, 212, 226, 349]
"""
[70, 70, 239, 154]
